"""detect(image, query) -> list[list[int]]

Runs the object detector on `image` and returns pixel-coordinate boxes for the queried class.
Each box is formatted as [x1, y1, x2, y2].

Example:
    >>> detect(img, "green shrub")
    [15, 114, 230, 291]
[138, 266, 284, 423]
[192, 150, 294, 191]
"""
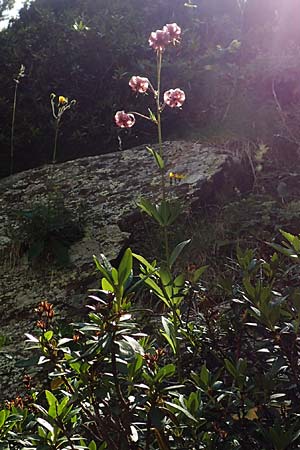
[2, 235, 300, 449]
[16, 193, 84, 266]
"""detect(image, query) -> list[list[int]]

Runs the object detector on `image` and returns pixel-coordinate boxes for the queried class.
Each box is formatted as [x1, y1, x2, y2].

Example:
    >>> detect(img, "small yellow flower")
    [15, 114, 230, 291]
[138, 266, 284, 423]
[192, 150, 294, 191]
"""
[169, 171, 186, 179]
[59, 96, 68, 105]
[174, 173, 185, 180]
[169, 171, 186, 185]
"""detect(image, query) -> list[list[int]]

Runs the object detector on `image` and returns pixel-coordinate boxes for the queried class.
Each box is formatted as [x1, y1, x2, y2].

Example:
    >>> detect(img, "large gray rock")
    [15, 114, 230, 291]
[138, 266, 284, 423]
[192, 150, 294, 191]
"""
[0, 141, 241, 400]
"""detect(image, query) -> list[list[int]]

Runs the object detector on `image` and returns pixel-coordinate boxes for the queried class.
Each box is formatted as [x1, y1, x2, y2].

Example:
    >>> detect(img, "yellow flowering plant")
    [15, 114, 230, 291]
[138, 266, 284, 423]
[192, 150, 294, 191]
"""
[50, 93, 76, 164]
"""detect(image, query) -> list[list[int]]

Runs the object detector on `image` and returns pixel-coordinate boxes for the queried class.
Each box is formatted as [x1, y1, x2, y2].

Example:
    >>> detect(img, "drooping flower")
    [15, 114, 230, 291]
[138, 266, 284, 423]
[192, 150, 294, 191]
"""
[163, 23, 181, 45]
[149, 29, 170, 51]
[129, 76, 150, 93]
[115, 110, 136, 128]
[163, 88, 186, 108]
[59, 95, 68, 105]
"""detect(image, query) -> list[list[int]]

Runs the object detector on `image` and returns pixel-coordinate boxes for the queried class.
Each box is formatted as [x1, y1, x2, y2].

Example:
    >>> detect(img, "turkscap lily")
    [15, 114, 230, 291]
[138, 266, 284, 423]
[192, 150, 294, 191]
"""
[129, 76, 150, 94]
[148, 23, 181, 51]
[114, 23, 186, 266]
[163, 88, 186, 108]
[164, 23, 181, 45]
[114, 110, 136, 128]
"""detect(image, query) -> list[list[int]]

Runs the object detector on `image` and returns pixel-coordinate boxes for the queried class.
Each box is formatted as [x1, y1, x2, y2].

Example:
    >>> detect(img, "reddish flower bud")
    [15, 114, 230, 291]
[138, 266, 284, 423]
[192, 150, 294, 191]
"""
[163, 23, 181, 44]
[163, 88, 186, 108]
[129, 76, 149, 93]
[149, 29, 170, 51]
[47, 309, 55, 319]
[73, 334, 80, 342]
[114, 110, 136, 128]
[36, 320, 46, 330]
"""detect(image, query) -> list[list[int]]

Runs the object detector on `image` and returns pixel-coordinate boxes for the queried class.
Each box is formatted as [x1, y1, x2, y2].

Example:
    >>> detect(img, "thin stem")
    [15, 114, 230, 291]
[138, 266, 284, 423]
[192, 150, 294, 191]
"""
[10, 81, 18, 175]
[130, 111, 154, 122]
[163, 226, 169, 263]
[145, 412, 152, 450]
[172, 307, 182, 382]
[156, 50, 169, 262]
[111, 332, 131, 448]
[52, 118, 60, 164]
[112, 340, 128, 408]
[145, 396, 156, 450]
[272, 78, 299, 145]
[148, 80, 157, 96]
[156, 51, 164, 192]
[243, 140, 257, 189]
[222, 2, 244, 124]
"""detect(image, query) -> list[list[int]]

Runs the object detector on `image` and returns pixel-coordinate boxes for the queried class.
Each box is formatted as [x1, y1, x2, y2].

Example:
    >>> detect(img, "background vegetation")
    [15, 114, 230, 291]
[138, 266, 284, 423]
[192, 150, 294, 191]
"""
[1, 0, 300, 177]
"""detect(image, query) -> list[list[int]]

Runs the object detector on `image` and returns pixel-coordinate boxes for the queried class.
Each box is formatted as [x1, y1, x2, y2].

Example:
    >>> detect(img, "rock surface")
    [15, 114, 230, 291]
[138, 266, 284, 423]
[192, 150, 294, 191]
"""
[0, 140, 241, 400]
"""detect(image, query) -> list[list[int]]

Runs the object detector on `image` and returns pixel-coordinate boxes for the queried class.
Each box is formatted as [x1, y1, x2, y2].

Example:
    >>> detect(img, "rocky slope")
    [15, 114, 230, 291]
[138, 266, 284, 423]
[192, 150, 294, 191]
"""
[0, 140, 242, 400]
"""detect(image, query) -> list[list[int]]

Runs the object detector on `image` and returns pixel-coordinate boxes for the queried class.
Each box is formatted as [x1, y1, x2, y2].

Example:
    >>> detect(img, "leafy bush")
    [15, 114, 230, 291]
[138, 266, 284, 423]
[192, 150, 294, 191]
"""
[2, 235, 300, 449]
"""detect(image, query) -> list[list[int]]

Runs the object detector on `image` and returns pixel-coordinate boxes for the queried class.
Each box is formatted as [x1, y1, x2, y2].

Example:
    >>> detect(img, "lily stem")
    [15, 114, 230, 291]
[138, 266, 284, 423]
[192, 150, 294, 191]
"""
[156, 50, 169, 262]
[10, 81, 19, 175]
[52, 118, 60, 164]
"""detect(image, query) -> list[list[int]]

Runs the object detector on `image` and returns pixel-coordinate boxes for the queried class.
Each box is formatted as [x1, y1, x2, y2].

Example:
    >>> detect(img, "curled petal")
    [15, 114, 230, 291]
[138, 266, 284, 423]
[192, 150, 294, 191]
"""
[129, 76, 149, 93]
[149, 29, 170, 51]
[163, 88, 186, 108]
[115, 110, 136, 128]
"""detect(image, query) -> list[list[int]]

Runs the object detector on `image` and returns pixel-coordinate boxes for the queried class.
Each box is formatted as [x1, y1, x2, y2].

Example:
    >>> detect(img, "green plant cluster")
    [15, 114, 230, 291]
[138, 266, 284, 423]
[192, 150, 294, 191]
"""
[15, 193, 84, 266]
[2, 232, 300, 449]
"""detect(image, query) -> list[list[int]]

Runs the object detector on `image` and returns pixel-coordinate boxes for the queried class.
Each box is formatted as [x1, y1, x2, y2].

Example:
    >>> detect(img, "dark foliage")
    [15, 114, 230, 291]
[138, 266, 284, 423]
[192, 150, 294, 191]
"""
[2, 235, 300, 449]
[1, 0, 300, 177]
